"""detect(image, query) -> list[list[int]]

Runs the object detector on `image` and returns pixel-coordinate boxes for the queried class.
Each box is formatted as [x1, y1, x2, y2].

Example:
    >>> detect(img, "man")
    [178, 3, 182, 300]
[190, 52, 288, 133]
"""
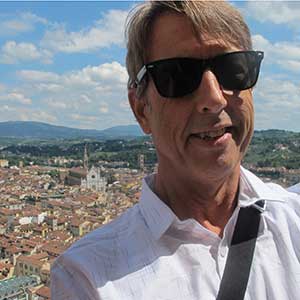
[51, 1, 300, 299]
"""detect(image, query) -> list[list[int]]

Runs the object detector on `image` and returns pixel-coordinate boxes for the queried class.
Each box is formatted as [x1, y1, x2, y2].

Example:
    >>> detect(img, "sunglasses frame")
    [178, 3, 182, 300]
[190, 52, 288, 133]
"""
[135, 50, 264, 97]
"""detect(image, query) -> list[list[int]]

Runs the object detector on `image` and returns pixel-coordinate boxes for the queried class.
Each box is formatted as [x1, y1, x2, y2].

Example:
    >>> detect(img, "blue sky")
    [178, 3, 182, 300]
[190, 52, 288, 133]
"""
[0, 1, 300, 131]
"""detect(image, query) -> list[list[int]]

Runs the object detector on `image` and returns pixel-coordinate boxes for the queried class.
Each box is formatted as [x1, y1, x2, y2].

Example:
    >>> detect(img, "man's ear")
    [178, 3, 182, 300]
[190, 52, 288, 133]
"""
[128, 88, 152, 134]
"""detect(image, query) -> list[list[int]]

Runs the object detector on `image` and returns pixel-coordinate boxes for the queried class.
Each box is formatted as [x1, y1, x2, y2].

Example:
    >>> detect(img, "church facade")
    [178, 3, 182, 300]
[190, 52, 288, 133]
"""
[81, 166, 107, 193]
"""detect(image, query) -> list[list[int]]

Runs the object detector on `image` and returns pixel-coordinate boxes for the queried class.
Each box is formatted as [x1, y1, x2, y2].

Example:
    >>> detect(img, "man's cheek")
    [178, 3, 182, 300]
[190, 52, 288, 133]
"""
[240, 102, 254, 154]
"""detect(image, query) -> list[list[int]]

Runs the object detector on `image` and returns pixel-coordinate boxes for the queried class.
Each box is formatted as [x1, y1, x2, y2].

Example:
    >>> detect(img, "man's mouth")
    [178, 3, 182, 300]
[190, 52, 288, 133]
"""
[191, 127, 232, 141]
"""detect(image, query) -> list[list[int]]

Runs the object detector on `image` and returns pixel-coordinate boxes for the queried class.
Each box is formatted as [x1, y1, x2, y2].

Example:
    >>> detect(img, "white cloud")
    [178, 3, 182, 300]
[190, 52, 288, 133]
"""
[255, 77, 300, 107]
[35, 83, 63, 93]
[3, 105, 13, 112]
[18, 61, 127, 88]
[78, 62, 128, 85]
[17, 70, 60, 82]
[0, 92, 32, 105]
[253, 35, 300, 60]
[7, 61, 134, 129]
[17, 109, 57, 123]
[120, 100, 130, 111]
[0, 12, 47, 36]
[40, 9, 128, 53]
[70, 114, 98, 127]
[80, 94, 92, 104]
[279, 60, 300, 73]
[45, 99, 67, 109]
[253, 75, 300, 130]
[31, 111, 57, 123]
[252, 35, 300, 74]
[252, 35, 270, 51]
[99, 102, 109, 114]
[0, 41, 53, 64]
[99, 107, 109, 114]
[245, 2, 300, 29]
[0, 102, 58, 124]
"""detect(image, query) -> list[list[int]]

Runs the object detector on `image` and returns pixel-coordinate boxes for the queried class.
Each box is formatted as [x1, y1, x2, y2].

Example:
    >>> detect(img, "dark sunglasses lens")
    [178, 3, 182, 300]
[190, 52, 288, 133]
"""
[213, 52, 262, 90]
[149, 58, 203, 98]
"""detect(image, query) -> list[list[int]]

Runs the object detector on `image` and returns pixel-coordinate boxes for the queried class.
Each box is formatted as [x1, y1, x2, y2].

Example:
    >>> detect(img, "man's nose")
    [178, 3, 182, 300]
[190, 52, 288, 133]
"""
[194, 70, 227, 114]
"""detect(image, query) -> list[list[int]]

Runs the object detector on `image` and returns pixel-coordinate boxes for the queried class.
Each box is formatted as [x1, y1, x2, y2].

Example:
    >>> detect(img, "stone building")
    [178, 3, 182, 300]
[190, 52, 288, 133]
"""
[81, 166, 107, 193]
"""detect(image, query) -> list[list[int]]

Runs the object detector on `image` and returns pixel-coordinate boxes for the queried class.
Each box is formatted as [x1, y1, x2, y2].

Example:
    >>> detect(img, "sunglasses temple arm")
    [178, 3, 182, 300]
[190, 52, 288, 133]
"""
[136, 65, 147, 85]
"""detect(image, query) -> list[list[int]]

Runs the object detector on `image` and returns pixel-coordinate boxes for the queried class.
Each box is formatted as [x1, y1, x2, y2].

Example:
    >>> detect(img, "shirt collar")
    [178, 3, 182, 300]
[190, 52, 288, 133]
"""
[139, 167, 287, 240]
[239, 166, 287, 208]
[139, 174, 177, 240]
[287, 182, 300, 194]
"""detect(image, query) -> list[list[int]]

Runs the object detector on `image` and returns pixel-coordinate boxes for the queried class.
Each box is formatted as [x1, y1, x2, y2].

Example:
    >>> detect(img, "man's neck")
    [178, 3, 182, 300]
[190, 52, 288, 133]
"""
[154, 165, 241, 237]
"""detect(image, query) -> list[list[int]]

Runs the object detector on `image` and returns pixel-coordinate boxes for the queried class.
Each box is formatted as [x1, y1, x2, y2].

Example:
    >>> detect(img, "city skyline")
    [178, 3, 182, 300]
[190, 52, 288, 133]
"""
[0, 1, 300, 131]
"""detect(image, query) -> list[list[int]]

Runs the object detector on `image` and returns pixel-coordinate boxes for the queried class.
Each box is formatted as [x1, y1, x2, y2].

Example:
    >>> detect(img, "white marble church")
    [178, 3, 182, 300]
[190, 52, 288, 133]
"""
[80, 144, 107, 193]
[81, 165, 107, 193]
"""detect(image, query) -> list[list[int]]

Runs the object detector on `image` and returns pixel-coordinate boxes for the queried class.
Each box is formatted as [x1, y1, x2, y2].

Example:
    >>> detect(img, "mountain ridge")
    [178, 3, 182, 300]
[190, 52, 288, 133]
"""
[0, 121, 144, 139]
[0, 121, 298, 140]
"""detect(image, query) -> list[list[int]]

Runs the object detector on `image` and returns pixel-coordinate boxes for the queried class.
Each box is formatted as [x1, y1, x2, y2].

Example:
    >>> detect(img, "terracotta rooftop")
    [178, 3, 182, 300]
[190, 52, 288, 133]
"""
[70, 218, 85, 227]
[17, 255, 46, 267]
[0, 208, 13, 216]
[36, 285, 51, 299]
[29, 252, 49, 261]
[69, 167, 87, 176]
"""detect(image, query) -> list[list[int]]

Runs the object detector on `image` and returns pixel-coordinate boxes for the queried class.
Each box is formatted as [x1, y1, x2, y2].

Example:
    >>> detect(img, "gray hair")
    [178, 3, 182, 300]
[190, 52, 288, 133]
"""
[125, 1, 252, 94]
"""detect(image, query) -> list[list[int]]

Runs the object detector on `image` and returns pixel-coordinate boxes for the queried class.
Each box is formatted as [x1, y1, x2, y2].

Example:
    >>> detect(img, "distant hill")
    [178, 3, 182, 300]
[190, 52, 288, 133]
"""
[0, 121, 144, 139]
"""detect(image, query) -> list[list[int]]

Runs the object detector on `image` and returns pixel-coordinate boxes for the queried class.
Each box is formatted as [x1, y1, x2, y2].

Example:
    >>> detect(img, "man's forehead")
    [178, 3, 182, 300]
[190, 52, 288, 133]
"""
[148, 12, 239, 61]
[195, 35, 239, 57]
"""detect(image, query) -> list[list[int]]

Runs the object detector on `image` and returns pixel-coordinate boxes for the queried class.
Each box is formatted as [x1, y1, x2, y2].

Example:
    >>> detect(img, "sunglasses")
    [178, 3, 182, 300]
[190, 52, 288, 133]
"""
[135, 51, 264, 98]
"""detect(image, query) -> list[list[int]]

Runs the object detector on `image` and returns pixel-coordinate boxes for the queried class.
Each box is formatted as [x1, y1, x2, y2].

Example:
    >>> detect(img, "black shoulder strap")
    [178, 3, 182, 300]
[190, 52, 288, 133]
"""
[216, 201, 265, 300]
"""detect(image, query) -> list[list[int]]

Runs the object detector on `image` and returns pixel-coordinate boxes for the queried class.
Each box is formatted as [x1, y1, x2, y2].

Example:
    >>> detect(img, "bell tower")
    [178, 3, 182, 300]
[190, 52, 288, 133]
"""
[83, 144, 89, 170]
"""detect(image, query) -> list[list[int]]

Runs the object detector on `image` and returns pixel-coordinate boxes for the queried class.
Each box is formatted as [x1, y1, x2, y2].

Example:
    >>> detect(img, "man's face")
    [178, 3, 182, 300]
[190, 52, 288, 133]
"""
[131, 13, 254, 183]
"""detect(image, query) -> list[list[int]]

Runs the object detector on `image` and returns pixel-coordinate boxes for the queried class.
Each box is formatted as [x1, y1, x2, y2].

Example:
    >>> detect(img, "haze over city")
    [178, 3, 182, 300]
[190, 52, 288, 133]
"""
[0, 1, 300, 131]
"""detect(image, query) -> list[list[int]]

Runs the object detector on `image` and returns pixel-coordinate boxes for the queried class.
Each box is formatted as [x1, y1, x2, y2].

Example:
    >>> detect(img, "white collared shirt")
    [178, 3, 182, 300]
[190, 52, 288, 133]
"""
[288, 182, 300, 194]
[51, 167, 300, 300]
